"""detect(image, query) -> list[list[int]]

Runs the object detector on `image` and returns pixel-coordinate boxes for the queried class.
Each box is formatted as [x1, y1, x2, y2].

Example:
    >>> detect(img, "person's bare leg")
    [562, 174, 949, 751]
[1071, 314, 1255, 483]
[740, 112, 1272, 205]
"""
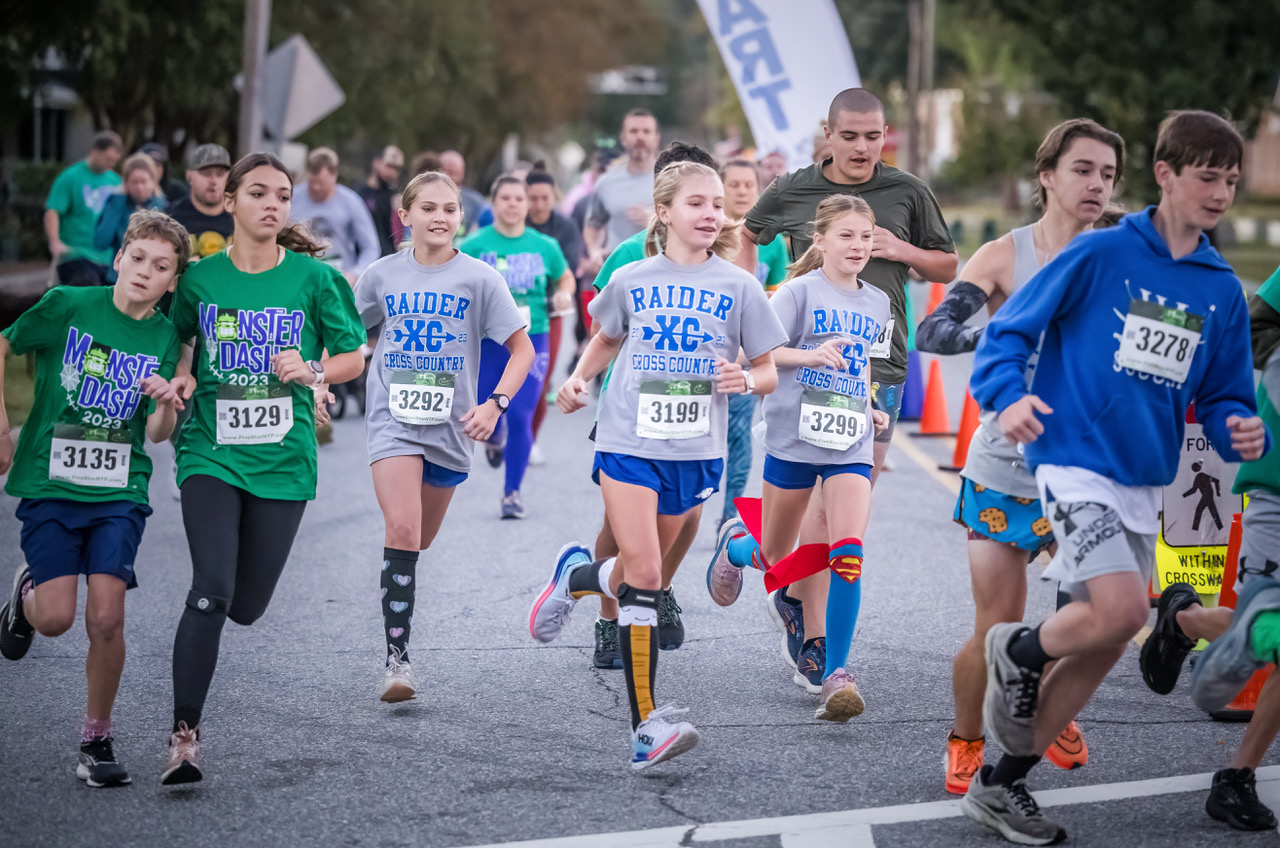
[1177, 604, 1233, 643]
[1031, 643, 1128, 753]
[597, 513, 619, 621]
[952, 540, 1029, 740]
[791, 485, 829, 638]
[660, 506, 702, 589]
[22, 574, 77, 638]
[1231, 673, 1280, 770]
[84, 575, 127, 725]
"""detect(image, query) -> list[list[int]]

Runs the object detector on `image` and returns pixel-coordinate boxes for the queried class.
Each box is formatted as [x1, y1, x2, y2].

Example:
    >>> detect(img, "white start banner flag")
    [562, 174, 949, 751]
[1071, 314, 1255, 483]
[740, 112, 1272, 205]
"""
[696, 0, 861, 171]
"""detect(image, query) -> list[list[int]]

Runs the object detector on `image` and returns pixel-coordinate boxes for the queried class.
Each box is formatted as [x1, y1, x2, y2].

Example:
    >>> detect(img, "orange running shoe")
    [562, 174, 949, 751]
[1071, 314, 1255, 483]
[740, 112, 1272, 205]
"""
[945, 732, 984, 794]
[1044, 720, 1088, 770]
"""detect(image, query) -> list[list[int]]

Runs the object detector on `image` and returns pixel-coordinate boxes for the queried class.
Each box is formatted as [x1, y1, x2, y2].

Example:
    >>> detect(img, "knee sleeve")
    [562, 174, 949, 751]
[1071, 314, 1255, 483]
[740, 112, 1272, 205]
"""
[185, 589, 230, 615]
[617, 582, 660, 627]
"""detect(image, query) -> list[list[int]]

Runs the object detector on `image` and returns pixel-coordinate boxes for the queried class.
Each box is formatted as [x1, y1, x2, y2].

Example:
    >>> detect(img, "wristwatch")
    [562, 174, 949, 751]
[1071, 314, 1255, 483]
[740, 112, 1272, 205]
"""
[307, 359, 325, 385]
[741, 371, 756, 395]
[489, 393, 510, 414]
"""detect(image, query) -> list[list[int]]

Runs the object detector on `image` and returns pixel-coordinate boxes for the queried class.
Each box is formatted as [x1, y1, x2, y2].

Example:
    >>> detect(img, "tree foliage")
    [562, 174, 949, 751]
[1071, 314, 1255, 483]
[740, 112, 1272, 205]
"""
[980, 0, 1280, 201]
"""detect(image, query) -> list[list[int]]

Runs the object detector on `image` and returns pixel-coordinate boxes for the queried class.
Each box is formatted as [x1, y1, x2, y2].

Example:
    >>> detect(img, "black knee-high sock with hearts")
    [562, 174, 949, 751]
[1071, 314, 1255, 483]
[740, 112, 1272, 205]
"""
[381, 547, 419, 662]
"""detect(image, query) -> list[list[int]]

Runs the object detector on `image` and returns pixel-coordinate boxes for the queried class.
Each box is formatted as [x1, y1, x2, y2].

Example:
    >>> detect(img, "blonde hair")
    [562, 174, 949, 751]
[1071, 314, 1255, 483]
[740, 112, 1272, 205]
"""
[121, 152, 158, 183]
[785, 195, 876, 280]
[398, 171, 463, 249]
[643, 162, 740, 261]
[121, 209, 192, 274]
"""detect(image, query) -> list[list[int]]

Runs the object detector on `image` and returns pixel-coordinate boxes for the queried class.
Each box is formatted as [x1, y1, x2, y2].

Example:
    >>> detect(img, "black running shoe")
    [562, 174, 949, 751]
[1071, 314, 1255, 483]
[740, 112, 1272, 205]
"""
[1140, 582, 1201, 695]
[593, 617, 622, 670]
[657, 588, 684, 651]
[77, 737, 132, 788]
[794, 637, 826, 694]
[1207, 768, 1278, 831]
[0, 563, 34, 661]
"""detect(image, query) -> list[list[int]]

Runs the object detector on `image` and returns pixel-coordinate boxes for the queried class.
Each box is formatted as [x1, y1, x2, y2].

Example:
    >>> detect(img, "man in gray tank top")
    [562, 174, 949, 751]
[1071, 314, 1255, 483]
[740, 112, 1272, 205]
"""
[916, 118, 1126, 800]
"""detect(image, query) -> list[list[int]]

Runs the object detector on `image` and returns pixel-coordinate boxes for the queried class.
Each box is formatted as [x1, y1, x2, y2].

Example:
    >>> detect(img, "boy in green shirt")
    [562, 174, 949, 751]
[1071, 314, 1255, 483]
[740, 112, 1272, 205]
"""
[0, 210, 188, 787]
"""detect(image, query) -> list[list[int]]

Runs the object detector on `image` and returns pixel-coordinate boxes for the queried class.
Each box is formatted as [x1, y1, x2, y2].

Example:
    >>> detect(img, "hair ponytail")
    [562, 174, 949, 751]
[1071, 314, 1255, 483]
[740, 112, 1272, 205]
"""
[782, 194, 876, 282]
[276, 222, 326, 257]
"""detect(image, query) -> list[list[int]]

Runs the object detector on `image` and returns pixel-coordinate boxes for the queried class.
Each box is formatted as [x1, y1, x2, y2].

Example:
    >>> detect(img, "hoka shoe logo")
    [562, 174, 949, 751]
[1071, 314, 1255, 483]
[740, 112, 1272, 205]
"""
[638, 734, 654, 746]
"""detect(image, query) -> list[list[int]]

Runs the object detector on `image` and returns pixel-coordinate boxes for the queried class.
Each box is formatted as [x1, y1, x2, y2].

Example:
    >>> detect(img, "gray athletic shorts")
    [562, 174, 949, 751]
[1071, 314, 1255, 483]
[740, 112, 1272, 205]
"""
[1040, 501, 1155, 602]
[1238, 490, 1280, 592]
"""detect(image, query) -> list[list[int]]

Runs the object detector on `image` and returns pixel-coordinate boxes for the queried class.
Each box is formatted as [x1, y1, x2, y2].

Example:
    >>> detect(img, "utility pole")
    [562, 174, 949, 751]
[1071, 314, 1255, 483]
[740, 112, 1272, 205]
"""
[238, 0, 272, 158]
[905, 0, 922, 177]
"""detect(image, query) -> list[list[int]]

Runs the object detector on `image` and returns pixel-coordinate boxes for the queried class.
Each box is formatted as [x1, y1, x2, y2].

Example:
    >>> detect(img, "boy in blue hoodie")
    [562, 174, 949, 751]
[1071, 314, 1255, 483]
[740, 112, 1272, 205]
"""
[962, 110, 1270, 845]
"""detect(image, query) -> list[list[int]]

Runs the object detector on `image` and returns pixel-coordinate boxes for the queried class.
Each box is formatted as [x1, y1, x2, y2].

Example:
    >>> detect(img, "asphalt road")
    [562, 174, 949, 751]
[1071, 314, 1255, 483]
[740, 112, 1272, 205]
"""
[1, 338, 1277, 848]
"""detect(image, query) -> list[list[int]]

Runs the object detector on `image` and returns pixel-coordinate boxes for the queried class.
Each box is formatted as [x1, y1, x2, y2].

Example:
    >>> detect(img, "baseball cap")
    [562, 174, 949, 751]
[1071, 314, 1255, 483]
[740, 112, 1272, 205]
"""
[189, 144, 232, 171]
[140, 142, 169, 164]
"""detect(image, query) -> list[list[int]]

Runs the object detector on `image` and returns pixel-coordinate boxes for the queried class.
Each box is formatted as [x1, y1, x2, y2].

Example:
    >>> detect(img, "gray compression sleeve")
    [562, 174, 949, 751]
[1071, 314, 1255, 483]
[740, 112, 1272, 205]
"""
[915, 281, 988, 355]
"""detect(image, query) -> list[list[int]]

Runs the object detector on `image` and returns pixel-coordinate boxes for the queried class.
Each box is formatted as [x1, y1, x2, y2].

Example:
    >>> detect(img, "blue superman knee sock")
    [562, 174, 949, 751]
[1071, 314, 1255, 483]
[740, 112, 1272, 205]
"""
[824, 538, 863, 678]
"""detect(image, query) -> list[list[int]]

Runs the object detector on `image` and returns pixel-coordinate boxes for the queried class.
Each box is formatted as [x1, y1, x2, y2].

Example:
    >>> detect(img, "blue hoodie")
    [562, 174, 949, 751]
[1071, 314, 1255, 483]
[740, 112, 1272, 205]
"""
[971, 207, 1268, 487]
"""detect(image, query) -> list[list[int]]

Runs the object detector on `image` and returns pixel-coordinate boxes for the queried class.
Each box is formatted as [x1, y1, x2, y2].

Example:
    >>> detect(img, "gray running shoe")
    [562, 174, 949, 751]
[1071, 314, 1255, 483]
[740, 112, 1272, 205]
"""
[962, 765, 1066, 845]
[1191, 576, 1280, 713]
[982, 622, 1042, 757]
[501, 491, 525, 520]
[706, 518, 747, 607]
[528, 543, 591, 643]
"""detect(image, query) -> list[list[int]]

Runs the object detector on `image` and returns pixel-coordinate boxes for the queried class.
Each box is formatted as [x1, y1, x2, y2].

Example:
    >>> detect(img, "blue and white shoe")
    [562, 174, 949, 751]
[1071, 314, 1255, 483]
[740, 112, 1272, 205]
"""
[794, 637, 826, 693]
[631, 703, 699, 770]
[1192, 576, 1280, 713]
[528, 543, 591, 643]
[707, 518, 747, 607]
[767, 588, 805, 670]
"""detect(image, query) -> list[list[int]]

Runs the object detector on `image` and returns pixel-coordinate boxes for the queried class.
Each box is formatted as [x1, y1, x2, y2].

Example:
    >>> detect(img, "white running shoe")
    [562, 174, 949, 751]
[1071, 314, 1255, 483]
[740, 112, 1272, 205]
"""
[380, 646, 416, 703]
[528, 444, 546, 466]
[631, 703, 700, 770]
[528, 543, 591, 643]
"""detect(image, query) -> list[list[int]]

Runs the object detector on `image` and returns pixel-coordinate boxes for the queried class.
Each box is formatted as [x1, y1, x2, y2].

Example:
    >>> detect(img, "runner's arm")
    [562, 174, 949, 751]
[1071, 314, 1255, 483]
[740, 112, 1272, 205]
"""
[915, 238, 1011, 355]
[143, 376, 180, 443]
[871, 228, 957, 283]
[43, 210, 68, 257]
[462, 329, 534, 441]
[733, 224, 760, 277]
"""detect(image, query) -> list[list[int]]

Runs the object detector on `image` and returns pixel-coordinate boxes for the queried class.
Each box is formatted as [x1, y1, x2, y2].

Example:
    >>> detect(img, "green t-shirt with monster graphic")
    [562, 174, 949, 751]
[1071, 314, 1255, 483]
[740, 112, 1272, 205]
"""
[3, 286, 180, 504]
[459, 226, 568, 336]
[170, 249, 365, 501]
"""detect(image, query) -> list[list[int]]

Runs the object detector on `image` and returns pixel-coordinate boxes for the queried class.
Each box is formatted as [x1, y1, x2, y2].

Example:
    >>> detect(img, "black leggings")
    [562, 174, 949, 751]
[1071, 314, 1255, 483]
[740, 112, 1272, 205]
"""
[172, 474, 306, 730]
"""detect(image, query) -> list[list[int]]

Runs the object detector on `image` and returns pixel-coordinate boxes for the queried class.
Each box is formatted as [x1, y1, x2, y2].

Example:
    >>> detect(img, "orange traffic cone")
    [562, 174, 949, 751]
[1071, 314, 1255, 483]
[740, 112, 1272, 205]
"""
[939, 391, 980, 472]
[911, 359, 953, 437]
[1208, 514, 1271, 721]
[926, 282, 946, 315]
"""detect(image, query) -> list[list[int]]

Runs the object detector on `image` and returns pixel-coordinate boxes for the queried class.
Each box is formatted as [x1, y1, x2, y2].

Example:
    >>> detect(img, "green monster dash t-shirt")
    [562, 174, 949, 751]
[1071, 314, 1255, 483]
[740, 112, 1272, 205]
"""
[45, 161, 123, 266]
[745, 161, 955, 384]
[170, 249, 366, 501]
[459, 226, 568, 336]
[3, 286, 180, 504]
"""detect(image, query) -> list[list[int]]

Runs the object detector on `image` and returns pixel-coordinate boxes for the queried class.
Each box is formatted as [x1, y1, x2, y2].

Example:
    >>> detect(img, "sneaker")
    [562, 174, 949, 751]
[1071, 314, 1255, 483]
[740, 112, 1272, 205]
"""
[982, 622, 1042, 757]
[160, 723, 202, 786]
[767, 588, 804, 670]
[593, 617, 622, 670]
[528, 444, 546, 466]
[380, 646, 416, 703]
[657, 588, 685, 651]
[1043, 721, 1088, 770]
[169, 461, 182, 501]
[793, 637, 826, 694]
[945, 733, 985, 795]
[501, 491, 525, 520]
[1206, 767, 1278, 831]
[1140, 582, 1201, 695]
[76, 736, 132, 788]
[815, 668, 864, 722]
[706, 518, 746, 607]
[485, 442, 504, 468]
[962, 765, 1067, 846]
[1191, 577, 1280, 713]
[529, 543, 591, 643]
[631, 703, 700, 770]
[0, 562, 34, 661]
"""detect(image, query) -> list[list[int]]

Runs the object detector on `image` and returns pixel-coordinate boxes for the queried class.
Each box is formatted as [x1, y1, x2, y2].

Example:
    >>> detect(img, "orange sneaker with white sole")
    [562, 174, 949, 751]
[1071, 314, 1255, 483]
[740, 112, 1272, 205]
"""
[1044, 720, 1088, 770]
[945, 732, 984, 794]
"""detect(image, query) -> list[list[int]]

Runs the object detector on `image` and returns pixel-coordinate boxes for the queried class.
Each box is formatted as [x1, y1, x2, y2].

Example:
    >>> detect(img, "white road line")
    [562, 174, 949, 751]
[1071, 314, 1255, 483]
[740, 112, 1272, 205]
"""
[449, 766, 1280, 848]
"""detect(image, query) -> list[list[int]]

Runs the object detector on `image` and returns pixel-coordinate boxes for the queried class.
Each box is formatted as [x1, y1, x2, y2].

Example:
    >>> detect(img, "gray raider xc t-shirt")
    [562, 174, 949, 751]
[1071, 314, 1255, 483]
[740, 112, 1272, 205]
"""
[590, 253, 787, 462]
[587, 166, 655, 254]
[355, 248, 525, 472]
[764, 269, 891, 466]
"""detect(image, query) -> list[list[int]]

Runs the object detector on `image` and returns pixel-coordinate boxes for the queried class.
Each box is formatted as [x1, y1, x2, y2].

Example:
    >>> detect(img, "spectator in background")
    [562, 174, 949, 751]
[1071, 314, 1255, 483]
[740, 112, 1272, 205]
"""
[94, 153, 168, 282]
[525, 165, 584, 463]
[757, 148, 788, 189]
[45, 130, 124, 287]
[359, 144, 405, 256]
[290, 147, 381, 284]
[167, 144, 234, 264]
[140, 142, 187, 203]
[440, 150, 487, 236]
[583, 110, 660, 270]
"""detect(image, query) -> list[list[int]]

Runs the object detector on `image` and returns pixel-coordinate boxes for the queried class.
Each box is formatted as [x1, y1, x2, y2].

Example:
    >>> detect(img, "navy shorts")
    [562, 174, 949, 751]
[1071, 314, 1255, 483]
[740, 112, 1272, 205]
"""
[594, 452, 723, 515]
[16, 498, 152, 589]
[423, 460, 468, 488]
[763, 455, 873, 490]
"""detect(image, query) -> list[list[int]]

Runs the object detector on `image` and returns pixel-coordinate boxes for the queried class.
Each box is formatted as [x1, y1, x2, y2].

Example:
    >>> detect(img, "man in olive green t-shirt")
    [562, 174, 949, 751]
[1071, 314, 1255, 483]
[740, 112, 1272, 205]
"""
[44, 130, 124, 288]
